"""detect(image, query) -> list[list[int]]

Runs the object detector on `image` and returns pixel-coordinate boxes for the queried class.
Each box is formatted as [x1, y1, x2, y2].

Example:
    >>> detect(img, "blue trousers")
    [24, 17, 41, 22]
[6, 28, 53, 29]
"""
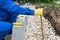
[0, 21, 12, 40]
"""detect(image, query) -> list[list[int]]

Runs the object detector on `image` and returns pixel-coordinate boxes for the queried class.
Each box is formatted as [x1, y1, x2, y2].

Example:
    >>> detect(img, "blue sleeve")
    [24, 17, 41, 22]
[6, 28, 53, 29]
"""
[0, 21, 12, 33]
[0, 1, 34, 15]
[0, 21, 12, 39]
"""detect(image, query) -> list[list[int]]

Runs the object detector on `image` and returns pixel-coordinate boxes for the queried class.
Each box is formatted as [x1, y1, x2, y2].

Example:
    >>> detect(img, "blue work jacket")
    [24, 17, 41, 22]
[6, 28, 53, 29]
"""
[0, 0, 34, 23]
[0, 0, 34, 39]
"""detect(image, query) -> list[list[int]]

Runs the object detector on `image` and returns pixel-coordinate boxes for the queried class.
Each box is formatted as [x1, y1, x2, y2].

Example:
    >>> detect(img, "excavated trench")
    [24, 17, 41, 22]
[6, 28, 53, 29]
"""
[40, 5, 60, 36]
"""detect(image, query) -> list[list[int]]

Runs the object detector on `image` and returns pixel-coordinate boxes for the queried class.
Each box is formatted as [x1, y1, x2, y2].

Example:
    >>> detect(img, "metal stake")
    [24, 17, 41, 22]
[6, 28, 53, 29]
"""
[40, 16, 44, 40]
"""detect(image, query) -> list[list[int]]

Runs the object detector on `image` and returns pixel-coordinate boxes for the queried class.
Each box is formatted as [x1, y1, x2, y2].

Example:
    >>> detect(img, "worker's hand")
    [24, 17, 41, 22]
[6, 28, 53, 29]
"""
[34, 8, 43, 16]
[13, 22, 22, 26]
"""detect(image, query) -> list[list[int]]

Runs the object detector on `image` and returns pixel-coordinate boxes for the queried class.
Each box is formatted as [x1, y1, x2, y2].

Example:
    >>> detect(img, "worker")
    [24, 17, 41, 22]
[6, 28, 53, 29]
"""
[0, 0, 43, 40]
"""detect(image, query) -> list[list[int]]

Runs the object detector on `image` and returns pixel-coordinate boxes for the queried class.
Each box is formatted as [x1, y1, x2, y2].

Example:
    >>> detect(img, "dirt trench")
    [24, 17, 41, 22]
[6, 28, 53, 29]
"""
[39, 4, 60, 36]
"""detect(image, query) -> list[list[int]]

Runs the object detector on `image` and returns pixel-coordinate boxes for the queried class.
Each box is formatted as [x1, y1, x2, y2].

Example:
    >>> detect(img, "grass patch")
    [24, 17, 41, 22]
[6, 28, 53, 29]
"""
[54, 4, 60, 8]
[35, 2, 60, 8]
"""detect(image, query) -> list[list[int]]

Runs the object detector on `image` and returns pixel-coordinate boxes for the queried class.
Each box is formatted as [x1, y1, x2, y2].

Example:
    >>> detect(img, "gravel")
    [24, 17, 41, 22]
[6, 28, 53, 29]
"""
[24, 4, 60, 40]
[25, 16, 60, 40]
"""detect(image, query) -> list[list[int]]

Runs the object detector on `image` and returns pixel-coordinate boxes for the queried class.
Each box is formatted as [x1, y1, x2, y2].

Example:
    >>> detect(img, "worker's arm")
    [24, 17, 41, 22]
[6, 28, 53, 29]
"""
[0, 0, 43, 16]
[0, 1, 34, 15]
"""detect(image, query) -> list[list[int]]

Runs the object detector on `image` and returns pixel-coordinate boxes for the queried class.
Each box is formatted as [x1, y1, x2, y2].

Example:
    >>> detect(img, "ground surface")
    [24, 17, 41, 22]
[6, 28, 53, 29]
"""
[5, 4, 60, 40]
